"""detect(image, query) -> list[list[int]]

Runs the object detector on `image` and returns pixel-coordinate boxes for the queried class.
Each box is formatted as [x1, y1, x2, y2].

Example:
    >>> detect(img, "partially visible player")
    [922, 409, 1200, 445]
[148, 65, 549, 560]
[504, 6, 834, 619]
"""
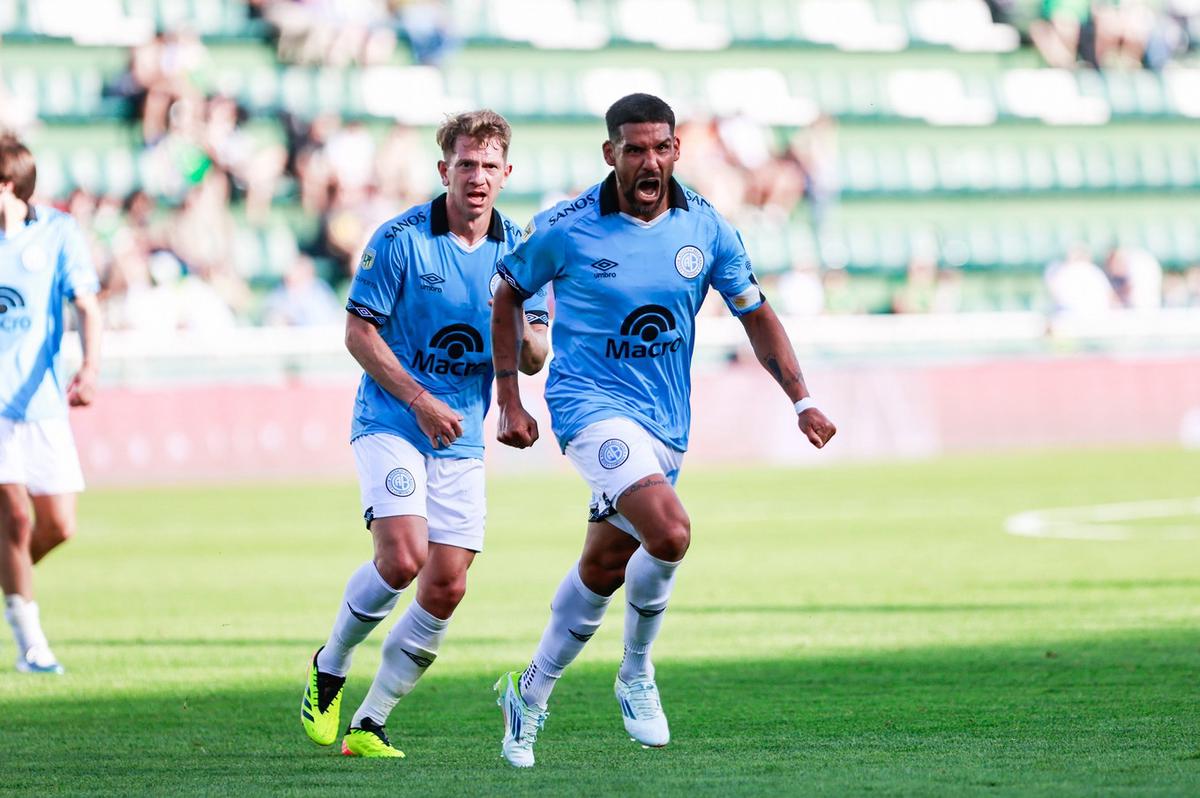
[0, 134, 102, 674]
[301, 110, 550, 758]
[490, 94, 836, 766]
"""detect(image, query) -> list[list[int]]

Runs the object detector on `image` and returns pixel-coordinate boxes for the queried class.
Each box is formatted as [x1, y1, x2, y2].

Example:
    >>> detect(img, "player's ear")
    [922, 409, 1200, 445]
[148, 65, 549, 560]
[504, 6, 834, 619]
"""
[602, 140, 616, 167]
[672, 135, 681, 162]
[437, 160, 449, 186]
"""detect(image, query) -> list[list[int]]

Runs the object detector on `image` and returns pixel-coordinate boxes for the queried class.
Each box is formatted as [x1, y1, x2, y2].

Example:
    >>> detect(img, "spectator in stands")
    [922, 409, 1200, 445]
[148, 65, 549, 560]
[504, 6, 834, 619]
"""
[790, 114, 841, 237]
[394, 0, 460, 65]
[1104, 245, 1162, 309]
[891, 254, 939, 314]
[263, 0, 397, 67]
[203, 95, 287, 223]
[1045, 245, 1116, 314]
[1030, 0, 1092, 68]
[261, 255, 342, 326]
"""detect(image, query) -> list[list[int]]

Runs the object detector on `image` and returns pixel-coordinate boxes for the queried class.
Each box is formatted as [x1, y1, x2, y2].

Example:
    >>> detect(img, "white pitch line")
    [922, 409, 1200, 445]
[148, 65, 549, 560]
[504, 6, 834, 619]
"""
[1004, 497, 1200, 541]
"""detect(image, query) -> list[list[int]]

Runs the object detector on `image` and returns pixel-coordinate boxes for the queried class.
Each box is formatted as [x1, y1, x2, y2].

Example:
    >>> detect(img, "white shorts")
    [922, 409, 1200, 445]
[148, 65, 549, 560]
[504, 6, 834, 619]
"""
[564, 417, 684, 542]
[0, 416, 86, 496]
[352, 433, 486, 552]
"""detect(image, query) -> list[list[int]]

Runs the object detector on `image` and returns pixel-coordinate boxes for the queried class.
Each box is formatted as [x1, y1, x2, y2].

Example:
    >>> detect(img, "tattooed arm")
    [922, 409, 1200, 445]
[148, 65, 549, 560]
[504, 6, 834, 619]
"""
[738, 300, 836, 449]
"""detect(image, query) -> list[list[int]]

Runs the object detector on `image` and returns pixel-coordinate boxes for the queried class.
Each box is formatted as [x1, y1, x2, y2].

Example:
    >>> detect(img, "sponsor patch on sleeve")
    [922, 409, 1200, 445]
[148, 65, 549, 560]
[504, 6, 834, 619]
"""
[358, 247, 376, 272]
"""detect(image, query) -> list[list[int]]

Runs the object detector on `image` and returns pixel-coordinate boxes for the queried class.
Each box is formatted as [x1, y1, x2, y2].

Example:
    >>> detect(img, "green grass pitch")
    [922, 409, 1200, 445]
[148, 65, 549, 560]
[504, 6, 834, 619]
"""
[2, 447, 1198, 796]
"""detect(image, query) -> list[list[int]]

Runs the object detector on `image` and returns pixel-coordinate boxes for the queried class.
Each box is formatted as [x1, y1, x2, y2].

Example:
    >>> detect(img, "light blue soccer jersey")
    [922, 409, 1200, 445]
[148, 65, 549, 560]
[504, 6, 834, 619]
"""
[0, 206, 99, 422]
[497, 174, 764, 452]
[347, 194, 548, 459]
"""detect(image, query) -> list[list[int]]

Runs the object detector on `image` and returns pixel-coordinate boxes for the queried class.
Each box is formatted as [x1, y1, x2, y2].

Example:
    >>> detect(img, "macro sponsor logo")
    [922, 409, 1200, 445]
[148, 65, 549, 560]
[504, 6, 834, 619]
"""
[684, 189, 710, 209]
[546, 193, 596, 226]
[412, 324, 489, 376]
[604, 305, 682, 359]
[419, 272, 446, 293]
[590, 258, 618, 279]
[384, 211, 428, 239]
[0, 286, 31, 333]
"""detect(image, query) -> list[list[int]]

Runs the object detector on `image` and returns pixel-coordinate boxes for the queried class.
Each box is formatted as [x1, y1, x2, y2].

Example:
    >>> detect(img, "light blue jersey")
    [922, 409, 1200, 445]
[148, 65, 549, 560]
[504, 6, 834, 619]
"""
[0, 205, 99, 422]
[497, 174, 764, 452]
[347, 194, 549, 459]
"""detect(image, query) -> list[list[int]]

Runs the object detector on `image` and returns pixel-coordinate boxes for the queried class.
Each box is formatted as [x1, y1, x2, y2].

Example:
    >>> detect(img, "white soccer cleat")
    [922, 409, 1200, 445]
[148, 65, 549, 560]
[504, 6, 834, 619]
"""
[615, 676, 670, 747]
[494, 670, 548, 768]
[16, 644, 64, 675]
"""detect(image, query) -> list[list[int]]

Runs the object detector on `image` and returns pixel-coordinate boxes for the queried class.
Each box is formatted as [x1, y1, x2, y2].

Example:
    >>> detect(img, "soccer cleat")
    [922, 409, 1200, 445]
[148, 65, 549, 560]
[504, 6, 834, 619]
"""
[301, 647, 346, 746]
[15, 644, 63, 675]
[341, 717, 405, 758]
[615, 676, 670, 747]
[494, 670, 548, 768]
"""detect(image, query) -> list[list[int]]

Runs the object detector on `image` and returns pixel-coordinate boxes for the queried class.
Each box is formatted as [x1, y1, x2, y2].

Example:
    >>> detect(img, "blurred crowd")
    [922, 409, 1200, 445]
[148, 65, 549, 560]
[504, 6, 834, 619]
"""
[990, 0, 1200, 70]
[7, 0, 1200, 332]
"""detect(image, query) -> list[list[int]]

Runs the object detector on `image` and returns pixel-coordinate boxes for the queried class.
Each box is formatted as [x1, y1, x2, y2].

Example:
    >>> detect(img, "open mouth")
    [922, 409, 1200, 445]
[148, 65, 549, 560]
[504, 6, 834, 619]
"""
[634, 176, 661, 204]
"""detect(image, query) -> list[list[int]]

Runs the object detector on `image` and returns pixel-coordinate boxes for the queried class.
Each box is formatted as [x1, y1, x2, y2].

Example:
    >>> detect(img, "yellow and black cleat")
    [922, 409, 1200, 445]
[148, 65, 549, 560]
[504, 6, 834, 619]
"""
[301, 647, 345, 746]
[341, 718, 405, 758]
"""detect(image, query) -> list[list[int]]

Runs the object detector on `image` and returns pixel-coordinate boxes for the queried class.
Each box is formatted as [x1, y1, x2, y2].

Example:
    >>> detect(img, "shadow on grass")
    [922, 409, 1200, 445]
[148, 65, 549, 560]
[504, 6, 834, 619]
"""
[2, 629, 1197, 797]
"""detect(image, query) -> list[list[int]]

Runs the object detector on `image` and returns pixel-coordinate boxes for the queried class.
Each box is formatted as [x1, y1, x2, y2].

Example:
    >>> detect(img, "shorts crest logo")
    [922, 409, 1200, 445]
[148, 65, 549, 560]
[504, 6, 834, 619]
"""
[598, 438, 630, 470]
[385, 467, 416, 497]
[675, 245, 704, 279]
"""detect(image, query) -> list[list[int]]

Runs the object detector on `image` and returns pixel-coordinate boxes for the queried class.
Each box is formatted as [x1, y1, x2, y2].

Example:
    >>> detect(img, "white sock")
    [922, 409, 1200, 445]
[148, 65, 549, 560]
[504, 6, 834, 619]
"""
[520, 563, 612, 709]
[5, 594, 50, 657]
[316, 561, 401, 677]
[352, 600, 449, 727]
[619, 547, 681, 684]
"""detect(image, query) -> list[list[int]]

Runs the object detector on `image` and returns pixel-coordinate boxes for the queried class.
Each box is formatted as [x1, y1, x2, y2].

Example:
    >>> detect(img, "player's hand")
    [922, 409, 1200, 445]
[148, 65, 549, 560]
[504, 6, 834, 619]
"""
[412, 392, 464, 449]
[66, 366, 98, 407]
[497, 401, 539, 449]
[798, 407, 836, 449]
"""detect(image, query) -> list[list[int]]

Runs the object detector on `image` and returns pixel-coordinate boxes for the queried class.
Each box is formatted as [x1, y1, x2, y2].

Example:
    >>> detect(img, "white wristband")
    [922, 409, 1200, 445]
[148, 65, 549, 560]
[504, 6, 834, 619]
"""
[794, 397, 818, 415]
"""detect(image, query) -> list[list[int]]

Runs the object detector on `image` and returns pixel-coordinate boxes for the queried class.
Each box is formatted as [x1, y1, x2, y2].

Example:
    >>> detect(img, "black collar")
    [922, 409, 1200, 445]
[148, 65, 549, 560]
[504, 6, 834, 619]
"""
[598, 172, 689, 216]
[429, 193, 506, 242]
[25, 204, 37, 224]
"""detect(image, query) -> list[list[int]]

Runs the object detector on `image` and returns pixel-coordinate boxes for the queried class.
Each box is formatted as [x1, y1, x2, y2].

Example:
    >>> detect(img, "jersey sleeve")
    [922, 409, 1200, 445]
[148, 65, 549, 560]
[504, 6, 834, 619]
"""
[346, 225, 403, 326]
[58, 217, 99, 299]
[522, 285, 550, 326]
[709, 215, 765, 317]
[496, 215, 561, 301]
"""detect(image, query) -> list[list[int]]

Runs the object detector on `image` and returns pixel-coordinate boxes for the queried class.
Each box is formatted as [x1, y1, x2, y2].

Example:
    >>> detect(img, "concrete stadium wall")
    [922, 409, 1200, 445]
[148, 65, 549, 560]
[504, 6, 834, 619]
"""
[71, 354, 1200, 486]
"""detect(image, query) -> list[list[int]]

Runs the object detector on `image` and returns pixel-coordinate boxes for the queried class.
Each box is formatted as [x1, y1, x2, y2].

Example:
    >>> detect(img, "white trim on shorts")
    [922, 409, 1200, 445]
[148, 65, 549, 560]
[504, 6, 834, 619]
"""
[563, 416, 684, 542]
[0, 416, 86, 495]
[351, 432, 487, 553]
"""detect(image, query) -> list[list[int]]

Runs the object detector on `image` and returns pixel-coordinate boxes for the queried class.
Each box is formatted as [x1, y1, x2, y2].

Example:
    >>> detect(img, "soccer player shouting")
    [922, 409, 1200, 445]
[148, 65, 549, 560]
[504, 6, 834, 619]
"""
[490, 94, 836, 767]
[0, 135, 102, 675]
[302, 111, 549, 758]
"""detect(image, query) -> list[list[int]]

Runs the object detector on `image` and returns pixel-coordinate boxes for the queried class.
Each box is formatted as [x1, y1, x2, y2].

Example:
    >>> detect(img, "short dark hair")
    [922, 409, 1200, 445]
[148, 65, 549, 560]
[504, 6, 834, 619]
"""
[0, 134, 36, 202]
[605, 93, 675, 141]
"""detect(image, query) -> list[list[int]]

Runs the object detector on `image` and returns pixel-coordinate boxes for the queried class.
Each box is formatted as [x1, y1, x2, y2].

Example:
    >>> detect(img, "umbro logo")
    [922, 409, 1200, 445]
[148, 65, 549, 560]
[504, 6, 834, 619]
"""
[419, 272, 445, 293]
[401, 648, 435, 668]
[590, 258, 618, 280]
[629, 602, 666, 618]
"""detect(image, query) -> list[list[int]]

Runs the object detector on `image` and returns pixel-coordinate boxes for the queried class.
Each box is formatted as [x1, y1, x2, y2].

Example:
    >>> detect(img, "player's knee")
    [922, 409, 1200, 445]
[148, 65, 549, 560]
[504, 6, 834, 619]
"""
[578, 560, 624, 596]
[644, 515, 690, 562]
[40, 515, 74, 548]
[0, 504, 33, 544]
[374, 551, 424, 590]
[420, 579, 466, 618]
